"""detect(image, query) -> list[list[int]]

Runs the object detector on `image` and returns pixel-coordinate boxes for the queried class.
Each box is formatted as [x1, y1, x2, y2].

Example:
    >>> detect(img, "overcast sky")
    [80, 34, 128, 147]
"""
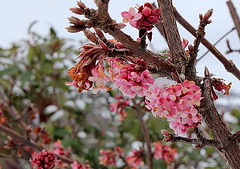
[1, 0, 240, 92]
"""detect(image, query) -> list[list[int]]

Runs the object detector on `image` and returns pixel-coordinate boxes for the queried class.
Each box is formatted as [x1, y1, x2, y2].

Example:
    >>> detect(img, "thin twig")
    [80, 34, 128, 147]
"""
[132, 100, 153, 169]
[173, 8, 240, 81]
[162, 130, 216, 147]
[0, 124, 74, 164]
[188, 9, 213, 66]
[0, 89, 27, 131]
[198, 27, 235, 61]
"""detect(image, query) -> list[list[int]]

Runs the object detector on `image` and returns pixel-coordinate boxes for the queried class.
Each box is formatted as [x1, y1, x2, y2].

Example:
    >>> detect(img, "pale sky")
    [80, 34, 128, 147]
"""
[1, 0, 240, 92]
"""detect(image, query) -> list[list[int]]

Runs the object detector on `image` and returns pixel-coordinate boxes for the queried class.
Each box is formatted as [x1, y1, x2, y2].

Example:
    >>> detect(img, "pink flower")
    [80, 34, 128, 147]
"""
[110, 96, 129, 121]
[121, 7, 142, 27]
[154, 142, 177, 165]
[52, 140, 71, 157]
[71, 161, 92, 169]
[145, 80, 202, 135]
[98, 147, 123, 167]
[126, 149, 144, 168]
[182, 38, 189, 49]
[30, 150, 60, 169]
[108, 58, 154, 98]
[99, 149, 116, 167]
[121, 3, 160, 30]
[89, 64, 112, 94]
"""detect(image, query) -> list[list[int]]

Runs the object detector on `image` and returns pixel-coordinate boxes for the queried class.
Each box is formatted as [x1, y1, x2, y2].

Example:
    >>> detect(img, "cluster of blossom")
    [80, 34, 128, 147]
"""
[66, 43, 106, 93]
[30, 150, 59, 169]
[98, 147, 144, 168]
[107, 57, 154, 98]
[154, 142, 177, 165]
[145, 79, 202, 134]
[34, 127, 52, 144]
[121, 3, 160, 31]
[52, 140, 71, 157]
[110, 96, 129, 121]
[98, 147, 123, 167]
[211, 78, 232, 100]
[126, 149, 144, 168]
[71, 161, 92, 169]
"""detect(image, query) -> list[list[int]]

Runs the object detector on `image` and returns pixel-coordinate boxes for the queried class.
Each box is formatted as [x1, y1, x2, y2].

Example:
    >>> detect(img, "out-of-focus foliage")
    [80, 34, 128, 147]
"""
[0, 26, 237, 169]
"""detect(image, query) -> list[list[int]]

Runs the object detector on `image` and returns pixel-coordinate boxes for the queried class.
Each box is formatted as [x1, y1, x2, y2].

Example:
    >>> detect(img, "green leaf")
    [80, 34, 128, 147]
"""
[19, 70, 32, 84]
[0, 66, 20, 77]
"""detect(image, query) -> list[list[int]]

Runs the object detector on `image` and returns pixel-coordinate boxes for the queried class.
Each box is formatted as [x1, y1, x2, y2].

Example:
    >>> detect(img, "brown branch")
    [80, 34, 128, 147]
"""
[132, 100, 153, 169]
[158, 0, 187, 78]
[198, 27, 235, 61]
[173, 8, 240, 81]
[230, 130, 240, 142]
[188, 9, 213, 66]
[67, 1, 176, 77]
[226, 39, 240, 54]
[227, 0, 240, 40]
[0, 89, 27, 131]
[200, 74, 240, 169]
[162, 131, 216, 148]
[0, 124, 74, 164]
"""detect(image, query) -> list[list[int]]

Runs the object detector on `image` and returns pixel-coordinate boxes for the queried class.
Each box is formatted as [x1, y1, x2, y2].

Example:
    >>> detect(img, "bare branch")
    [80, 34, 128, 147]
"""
[162, 130, 216, 148]
[0, 124, 74, 164]
[198, 27, 235, 61]
[132, 100, 153, 169]
[188, 9, 213, 66]
[227, 0, 240, 40]
[158, 0, 187, 78]
[174, 8, 240, 81]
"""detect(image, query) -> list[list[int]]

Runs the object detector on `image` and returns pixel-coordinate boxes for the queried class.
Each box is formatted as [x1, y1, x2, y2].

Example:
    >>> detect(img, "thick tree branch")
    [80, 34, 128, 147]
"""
[200, 74, 240, 169]
[158, 0, 187, 78]
[174, 8, 240, 81]
[132, 100, 153, 169]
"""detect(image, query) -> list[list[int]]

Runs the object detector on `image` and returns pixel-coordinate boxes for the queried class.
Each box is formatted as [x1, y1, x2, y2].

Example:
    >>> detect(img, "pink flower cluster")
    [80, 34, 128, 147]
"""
[98, 147, 123, 167]
[145, 80, 202, 134]
[30, 150, 59, 169]
[126, 149, 144, 168]
[121, 3, 160, 31]
[52, 140, 71, 157]
[110, 96, 129, 121]
[71, 161, 92, 169]
[154, 142, 177, 165]
[107, 57, 154, 98]
[88, 64, 112, 94]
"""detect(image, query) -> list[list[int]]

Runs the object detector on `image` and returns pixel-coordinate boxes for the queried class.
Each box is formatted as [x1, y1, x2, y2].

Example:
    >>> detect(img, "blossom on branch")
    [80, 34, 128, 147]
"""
[154, 142, 177, 165]
[110, 96, 129, 121]
[145, 79, 202, 135]
[98, 147, 123, 167]
[30, 150, 60, 169]
[71, 161, 92, 169]
[126, 149, 144, 169]
[107, 57, 154, 98]
[121, 3, 160, 31]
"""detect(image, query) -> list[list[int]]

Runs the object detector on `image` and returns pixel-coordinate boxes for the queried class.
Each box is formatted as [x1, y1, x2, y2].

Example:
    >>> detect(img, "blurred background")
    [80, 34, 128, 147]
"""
[0, 1, 240, 168]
